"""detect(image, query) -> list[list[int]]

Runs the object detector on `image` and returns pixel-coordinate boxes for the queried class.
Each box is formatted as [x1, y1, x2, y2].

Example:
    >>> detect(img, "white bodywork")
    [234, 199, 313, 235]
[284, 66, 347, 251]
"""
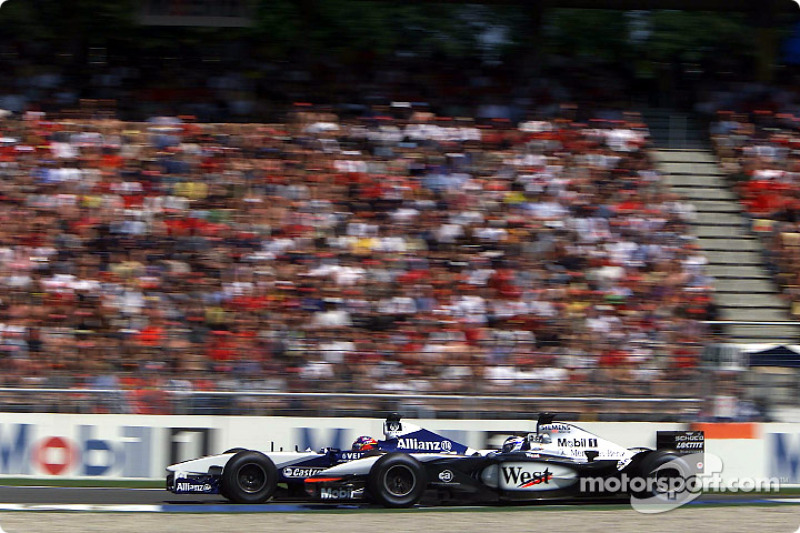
[166, 451, 321, 475]
[530, 422, 637, 466]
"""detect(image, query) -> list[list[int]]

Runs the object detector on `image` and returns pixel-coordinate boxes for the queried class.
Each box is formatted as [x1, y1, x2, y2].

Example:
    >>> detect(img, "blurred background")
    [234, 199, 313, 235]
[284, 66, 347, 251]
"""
[0, 0, 799, 422]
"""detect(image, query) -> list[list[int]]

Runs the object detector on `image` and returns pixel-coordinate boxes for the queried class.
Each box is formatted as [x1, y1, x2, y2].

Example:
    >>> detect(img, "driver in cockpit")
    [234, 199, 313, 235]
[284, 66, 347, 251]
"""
[501, 432, 552, 453]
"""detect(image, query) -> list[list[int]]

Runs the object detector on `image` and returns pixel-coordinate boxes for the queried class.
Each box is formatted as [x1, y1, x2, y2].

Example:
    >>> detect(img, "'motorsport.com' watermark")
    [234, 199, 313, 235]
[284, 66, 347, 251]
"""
[579, 452, 780, 514]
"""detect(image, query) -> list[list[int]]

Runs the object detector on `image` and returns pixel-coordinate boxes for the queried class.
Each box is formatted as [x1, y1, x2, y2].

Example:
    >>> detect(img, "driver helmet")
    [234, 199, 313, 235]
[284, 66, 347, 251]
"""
[352, 435, 378, 451]
[501, 435, 525, 453]
[537, 433, 552, 445]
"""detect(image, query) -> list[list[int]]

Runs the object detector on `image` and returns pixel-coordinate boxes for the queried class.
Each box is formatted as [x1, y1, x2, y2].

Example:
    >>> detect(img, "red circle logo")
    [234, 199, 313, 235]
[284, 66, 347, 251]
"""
[34, 436, 78, 475]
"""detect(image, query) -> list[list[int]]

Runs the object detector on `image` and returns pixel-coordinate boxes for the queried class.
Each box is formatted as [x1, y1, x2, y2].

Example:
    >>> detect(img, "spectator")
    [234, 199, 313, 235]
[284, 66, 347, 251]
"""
[0, 99, 714, 413]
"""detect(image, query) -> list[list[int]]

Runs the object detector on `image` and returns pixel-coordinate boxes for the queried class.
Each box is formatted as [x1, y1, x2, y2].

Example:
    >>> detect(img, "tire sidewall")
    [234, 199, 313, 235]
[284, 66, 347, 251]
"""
[220, 448, 249, 498]
[367, 452, 426, 508]
[221, 450, 277, 504]
[631, 451, 693, 499]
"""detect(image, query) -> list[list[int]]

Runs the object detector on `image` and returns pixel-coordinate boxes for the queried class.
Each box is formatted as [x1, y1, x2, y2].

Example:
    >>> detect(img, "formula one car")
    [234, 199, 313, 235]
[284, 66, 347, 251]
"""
[304, 414, 705, 507]
[166, 413, 474, 503]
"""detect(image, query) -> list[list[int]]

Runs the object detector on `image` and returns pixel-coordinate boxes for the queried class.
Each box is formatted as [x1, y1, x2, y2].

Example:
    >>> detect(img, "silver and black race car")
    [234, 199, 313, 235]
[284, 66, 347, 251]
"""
[165, 413, 475, 503]
[304, 414, 705, 507]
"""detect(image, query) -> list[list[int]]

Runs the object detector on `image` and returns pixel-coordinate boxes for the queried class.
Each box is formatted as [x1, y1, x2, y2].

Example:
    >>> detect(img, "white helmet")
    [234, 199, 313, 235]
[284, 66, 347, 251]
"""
[502, 435, 525, 453]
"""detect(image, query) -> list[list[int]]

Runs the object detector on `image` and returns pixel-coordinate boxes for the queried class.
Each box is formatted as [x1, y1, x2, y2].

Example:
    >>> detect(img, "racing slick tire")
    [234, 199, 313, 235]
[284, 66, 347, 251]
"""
[630, 450, 694, 499]
[367, 453, 427, 508]
[220, 449, 249, 499]
[220, 450, 278, 504]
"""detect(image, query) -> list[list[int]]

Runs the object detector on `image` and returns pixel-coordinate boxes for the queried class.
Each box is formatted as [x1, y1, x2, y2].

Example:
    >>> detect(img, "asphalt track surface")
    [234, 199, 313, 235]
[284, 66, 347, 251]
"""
[0, 487, 797, 533]
[0, 485, 795, 507]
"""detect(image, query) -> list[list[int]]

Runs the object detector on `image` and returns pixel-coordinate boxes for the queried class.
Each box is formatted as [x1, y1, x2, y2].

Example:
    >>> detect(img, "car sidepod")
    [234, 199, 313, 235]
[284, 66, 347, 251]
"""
[304, 453, 383, 503]
[491, 456, 581, 498]
[422, 453, 628, 503]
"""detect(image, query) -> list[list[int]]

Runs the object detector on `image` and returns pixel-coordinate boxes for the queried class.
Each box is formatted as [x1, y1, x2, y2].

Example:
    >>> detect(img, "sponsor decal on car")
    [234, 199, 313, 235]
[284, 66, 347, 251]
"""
[320, 487, 356, 500]
[497, 462, 578, 491]
[600, 450, 629, 458]
[539, 424, 572, 434]
[656, 431, 705, 454]
[501, 466, 553, 488]
[557, 438, 598, 448]
[282, 467, 326, 478]
[176, 482, 212, 493]
[575, 448, 629, 459]
[396, 438, 452, 452]
[673, 434, 704, 451]
[339, 451, 366, 461]
[438, 470, 454, 483]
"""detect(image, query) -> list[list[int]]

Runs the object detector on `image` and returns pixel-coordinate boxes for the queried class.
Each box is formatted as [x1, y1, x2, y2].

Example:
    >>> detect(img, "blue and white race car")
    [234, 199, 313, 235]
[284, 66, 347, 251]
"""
[165, 414, 473, 503]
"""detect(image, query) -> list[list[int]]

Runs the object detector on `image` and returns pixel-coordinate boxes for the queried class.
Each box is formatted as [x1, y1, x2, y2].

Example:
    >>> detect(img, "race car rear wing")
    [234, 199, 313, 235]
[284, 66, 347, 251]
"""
[656, 430, 705, 473]
[656, 430, 705, 455]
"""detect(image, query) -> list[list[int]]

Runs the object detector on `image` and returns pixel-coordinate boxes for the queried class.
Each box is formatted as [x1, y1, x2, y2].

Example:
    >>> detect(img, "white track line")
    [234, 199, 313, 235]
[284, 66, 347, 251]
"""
[0, 504, 163, 512]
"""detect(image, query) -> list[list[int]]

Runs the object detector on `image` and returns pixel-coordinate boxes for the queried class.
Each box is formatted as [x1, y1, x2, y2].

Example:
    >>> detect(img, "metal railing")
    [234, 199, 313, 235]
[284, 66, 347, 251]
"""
[0, 387, 705, 421]
[3, 334, 800, 419]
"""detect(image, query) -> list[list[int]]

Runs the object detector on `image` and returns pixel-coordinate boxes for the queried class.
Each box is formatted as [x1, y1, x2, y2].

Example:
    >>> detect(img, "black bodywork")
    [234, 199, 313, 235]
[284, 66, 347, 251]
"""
[304, 449, 679, 506]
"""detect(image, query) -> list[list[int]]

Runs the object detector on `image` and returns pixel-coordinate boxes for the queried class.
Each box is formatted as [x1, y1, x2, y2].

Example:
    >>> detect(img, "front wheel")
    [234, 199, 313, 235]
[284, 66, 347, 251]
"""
[367, 453, 426, 508]
[221, 451, 277, 504]
[224, 447, 249, 454]
[219, 449, 248, 499]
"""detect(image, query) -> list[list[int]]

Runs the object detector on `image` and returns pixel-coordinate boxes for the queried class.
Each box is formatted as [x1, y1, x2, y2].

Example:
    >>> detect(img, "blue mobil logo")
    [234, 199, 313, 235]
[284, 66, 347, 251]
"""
[770, 433, 800, 484]
[0, 424, 213, 478]
[295, 428, 348, 452]
[0, 424, 152, 477]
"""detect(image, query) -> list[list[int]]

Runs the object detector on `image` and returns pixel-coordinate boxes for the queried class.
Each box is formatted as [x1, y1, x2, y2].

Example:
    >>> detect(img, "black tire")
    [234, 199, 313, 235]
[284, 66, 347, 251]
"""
[631, 451, 693, 499]
[220, 451, 278, 504]
[220, 449, 248, 499]
[367, 453, 426, 508]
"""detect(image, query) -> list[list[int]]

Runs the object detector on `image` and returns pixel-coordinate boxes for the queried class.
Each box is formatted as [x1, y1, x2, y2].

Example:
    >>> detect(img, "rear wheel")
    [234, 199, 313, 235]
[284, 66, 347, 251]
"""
[221, 451, 277, 504]
[367, 453, 426, 508]
[631, 451, 693, 499]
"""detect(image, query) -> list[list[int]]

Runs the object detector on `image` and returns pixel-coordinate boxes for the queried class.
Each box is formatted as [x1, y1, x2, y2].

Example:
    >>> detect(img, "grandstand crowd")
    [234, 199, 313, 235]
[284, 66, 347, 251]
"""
[709, 91, 800, 319]
[0, 99, 719, 414]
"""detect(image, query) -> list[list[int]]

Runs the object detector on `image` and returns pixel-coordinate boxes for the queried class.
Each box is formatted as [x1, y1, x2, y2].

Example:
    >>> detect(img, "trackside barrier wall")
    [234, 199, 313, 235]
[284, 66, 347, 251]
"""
[0, 414, 796, 485]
